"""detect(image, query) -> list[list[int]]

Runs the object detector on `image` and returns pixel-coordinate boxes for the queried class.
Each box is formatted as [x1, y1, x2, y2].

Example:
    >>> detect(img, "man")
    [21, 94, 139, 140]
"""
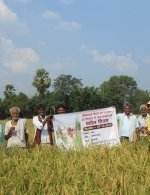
[117, 102, 139, 142]
[138, 105, 149, 140]
[146, 101, 150, 114]
[56, 104, 66, 114]
[32, 104, 53, 147]
[49, 104, 66, 133]
[5, 107, 28, 148]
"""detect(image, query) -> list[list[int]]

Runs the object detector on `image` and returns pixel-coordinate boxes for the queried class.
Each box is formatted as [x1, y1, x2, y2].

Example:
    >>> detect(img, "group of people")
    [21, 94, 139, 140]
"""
[1, 101, 150, 149]
[117, 101, 150, 147]
[1, 104, 66, 149]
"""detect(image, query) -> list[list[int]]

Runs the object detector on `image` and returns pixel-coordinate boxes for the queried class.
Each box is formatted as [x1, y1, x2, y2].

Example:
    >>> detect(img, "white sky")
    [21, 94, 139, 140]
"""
[0, 0, 150, 98]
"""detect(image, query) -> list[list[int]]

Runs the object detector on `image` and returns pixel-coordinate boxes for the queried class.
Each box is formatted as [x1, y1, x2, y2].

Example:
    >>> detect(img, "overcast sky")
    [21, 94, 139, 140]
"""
[0, 0, 150, 98]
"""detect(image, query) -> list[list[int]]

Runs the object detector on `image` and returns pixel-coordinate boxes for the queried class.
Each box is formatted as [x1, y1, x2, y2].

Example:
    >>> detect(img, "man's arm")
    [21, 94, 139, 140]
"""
[42, 114, 53, 127]
[4, 122, 15, 140]
[33, 114, 53, 130]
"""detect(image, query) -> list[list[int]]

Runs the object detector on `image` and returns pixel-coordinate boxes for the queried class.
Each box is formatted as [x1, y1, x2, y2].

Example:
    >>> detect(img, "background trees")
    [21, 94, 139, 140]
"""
[3, 84, 16, 99]
[53, 74, 83, 94]
[132, 90, 150, 113]
[100, 75, 139, 112]
[52, 74, 83, 109]
[0, 73, 149, 119]
[69, 87, 105, 112]
[32, 68, 51, 103]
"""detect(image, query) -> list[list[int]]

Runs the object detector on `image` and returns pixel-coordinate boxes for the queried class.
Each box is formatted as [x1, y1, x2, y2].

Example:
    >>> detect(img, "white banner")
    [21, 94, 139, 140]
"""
[53, 107, 120, 149]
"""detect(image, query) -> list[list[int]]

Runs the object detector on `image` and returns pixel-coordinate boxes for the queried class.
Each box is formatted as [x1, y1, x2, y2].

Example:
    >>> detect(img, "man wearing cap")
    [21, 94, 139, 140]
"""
[138, 105, 149, 140]
[117, 102, 139, 142]
[146, 101, 150, 114]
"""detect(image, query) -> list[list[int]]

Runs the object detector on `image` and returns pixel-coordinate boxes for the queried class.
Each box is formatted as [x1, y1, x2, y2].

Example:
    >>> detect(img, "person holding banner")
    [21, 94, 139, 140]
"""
[32, 104, 53, 148]
[47, 104, 66, 133]
[116, 102, 139, 142]
[56, 104, 66, 114]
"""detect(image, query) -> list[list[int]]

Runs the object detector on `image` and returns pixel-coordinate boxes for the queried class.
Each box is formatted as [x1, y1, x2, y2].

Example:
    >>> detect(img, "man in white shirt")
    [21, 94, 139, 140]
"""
[32, 104, 53, 148]
[138, 104, 149, 140]
[117, 102, 139, 142]
[5, 107, 28, 148]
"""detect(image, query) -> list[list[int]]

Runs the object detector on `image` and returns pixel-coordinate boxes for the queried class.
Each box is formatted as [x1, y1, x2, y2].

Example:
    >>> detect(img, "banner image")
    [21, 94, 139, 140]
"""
[53, 107, 120, 149]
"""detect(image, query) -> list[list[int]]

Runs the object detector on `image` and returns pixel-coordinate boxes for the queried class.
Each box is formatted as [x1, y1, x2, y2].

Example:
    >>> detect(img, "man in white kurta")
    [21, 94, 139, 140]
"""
[5, 118, 28, 148]
[5, 107, 28, 148]
[32, 104, 53, 147]
[33, 115, 51, 144]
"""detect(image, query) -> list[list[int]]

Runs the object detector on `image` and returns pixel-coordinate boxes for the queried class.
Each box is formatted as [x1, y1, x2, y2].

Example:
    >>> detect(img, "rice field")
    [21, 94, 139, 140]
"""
[0, 119, 150, 195]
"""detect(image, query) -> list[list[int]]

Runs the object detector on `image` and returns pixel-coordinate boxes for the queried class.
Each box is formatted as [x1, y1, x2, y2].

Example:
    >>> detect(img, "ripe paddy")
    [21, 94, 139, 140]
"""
[0, 119, 149, 195]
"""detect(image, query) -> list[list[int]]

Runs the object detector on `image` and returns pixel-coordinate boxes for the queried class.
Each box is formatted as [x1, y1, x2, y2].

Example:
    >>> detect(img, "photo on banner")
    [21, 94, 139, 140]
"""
[53, 107, 120, 150]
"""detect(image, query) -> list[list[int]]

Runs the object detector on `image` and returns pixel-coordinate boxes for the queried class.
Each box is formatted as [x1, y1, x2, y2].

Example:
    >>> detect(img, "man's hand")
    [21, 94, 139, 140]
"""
[5, 127, 15, 140]
[46, 114, 53, 122]
[140, 127, 147, 134]
[42, 114, 53, 127]
[9, 127, 15, 133]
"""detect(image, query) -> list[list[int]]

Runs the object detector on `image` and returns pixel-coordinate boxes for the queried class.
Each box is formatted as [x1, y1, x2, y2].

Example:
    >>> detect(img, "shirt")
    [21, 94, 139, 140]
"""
[33, 115, 50, 144]
[5, 118, 28, 148]
[117, 113, 139, 140]
[138, 114, 149, 137]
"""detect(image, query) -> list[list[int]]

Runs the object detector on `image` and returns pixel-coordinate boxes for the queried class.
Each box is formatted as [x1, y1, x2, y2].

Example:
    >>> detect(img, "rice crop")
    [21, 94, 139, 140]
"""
[0, 119, 150, 195]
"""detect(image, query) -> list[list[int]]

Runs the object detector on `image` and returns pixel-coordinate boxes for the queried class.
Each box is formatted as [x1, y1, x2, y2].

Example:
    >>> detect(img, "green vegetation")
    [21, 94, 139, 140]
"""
[32, 68, 51, 104]
[0, 74, 150, 119]
[0, 119, 150, 194]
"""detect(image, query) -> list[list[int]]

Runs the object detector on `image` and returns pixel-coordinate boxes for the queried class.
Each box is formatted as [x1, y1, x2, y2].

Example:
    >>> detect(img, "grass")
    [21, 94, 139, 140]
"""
[0, 119, 150, 195]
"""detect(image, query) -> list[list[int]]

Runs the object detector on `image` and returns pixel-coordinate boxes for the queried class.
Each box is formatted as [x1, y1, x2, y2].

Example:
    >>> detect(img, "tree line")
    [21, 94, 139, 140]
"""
[1, 68, 150, 119]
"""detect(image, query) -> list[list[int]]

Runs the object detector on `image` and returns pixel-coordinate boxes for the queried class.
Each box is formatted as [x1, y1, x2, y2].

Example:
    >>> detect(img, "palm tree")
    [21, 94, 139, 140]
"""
[32, 68, 51, 103]
[3, 84, 16, 99]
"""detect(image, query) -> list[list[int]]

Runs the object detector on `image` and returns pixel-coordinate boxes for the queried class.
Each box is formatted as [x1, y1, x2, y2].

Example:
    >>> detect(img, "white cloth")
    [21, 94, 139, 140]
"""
[117, 113, 139, 142]
[33, 115, 50, 144]
[5, 118, 28, 148]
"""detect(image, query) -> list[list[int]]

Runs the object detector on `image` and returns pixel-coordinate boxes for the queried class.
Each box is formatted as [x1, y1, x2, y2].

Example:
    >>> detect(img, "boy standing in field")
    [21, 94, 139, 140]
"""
[32, 104, 53, 148]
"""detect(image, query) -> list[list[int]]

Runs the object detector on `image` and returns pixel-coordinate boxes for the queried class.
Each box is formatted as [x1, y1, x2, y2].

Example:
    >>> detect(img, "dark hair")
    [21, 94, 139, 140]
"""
[37, 104, 45, 110]
[122, 102, 131, 108]
[56, 104, 66, 111]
